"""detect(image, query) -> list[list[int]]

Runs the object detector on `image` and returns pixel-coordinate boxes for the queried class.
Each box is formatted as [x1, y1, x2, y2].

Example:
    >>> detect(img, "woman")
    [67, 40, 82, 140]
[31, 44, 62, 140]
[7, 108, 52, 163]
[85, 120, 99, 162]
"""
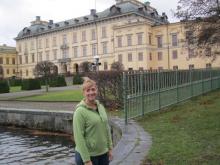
[73, 78, 113, 165]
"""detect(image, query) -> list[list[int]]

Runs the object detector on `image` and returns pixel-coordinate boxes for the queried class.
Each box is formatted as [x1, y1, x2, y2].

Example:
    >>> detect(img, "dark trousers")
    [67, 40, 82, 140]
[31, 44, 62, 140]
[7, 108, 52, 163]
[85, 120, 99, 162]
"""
[75, 151, 109, 165]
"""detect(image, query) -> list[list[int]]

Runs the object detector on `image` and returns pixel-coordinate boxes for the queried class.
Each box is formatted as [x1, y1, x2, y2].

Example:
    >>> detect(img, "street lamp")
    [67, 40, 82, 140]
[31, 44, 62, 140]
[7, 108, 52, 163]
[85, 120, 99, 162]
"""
[93, 55, 101, 71]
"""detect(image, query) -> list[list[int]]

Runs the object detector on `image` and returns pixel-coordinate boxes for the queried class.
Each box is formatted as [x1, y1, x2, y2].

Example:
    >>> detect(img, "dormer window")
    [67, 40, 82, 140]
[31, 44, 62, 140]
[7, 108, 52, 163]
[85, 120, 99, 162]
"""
[55, 24, 59, 27]
[74, 19, 79, 23]
[84, 17, 89, 21]
[109, 5, 121, 16]
[48, 25, 52, 29]
[64, 21, 69, 25]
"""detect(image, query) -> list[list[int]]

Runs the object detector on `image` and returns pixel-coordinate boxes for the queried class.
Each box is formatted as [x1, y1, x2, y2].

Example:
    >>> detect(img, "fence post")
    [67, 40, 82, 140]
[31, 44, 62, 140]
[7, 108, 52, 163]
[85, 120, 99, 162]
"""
[140, 71, 144, 116]
[210, 69, 212, 90]
[190, 69, 193, 97]
[176, 69, 179, 103]
[201, 70, 204, 94]
[123, 72, 128, 125]
[157, 70, 161, 110]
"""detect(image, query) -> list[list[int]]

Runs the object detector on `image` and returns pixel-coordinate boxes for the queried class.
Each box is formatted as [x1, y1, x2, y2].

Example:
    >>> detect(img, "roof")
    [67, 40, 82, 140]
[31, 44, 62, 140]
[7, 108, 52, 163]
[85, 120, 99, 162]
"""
[0, 45, 16, 54]
[15, 1, 169, 40]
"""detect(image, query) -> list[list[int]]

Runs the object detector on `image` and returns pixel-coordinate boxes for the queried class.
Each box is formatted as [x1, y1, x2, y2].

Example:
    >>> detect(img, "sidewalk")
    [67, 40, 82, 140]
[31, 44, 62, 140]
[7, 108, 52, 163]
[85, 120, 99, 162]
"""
[0, 85, 81, 101]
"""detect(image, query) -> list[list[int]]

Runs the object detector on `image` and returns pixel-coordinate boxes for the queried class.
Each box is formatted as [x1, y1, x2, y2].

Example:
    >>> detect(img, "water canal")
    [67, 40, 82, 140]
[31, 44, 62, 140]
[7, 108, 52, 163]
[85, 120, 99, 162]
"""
[0, 126, 75, 165]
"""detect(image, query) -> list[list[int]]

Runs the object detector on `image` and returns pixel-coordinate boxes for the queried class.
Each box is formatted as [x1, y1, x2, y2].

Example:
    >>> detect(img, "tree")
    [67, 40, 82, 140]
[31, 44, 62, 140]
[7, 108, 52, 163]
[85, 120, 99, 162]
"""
[34, 61, 57, 92]
[111, 61, 124, 71]
[79, 61, 92, 73]
[175, 0, 220, 61]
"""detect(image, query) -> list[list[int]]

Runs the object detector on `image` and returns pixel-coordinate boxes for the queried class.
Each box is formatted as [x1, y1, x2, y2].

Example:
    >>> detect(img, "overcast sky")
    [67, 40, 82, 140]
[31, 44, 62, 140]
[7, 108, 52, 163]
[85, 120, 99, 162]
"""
[0, 0, 179, 47]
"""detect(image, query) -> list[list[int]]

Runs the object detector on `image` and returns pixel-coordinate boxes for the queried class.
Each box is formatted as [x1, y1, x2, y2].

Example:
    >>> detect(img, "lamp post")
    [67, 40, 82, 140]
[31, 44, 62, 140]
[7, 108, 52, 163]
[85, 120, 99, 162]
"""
[93, 55, 101, 71]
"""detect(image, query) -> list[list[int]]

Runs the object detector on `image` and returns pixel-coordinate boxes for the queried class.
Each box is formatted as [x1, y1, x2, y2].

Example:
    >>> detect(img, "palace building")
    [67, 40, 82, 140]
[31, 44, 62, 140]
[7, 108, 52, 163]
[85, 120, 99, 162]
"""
[15, 0, 220, 78]
[0, 44, 17, 79]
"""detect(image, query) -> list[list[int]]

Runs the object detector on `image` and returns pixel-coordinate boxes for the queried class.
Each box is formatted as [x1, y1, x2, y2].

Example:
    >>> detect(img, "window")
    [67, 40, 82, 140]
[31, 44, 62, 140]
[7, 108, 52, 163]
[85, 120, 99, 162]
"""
[102, 42, 108, 54]
[92, 44, 97, 56]
[38, 52, 42, 62]
[20, 70, 22, 77]
[138, 52, 143, 61]
[73, 47, 78, 58]
[82, 31, 86, 42]
[53, 50, 57, 60]
[18, 44, 22, 52]
[104, 62, 108, 70]
[12, 58, 15, 64]
[102, 27, 107, 38]
[205, 48, 211, 57]
[157, 36, 163, 48]
[128, 53, 132, 62]
[0, 58, 2, 64]
[46, 51, 50, 61]
[25, 55, 28, 64]
[158, 52, 163, 61]
[172, 34, 178, 46]
[45, 38, 49, 48]
[149, 33, 152, 45]
[137, 33, 143, 45]
[206, 63, 212, 68]
[82, 45, 87, 57]
[6, 58, 9, 64]
[188, 48, 194, 58]
[91, 29, 96, 40]
[32, 54, 35, 63]
[13, 69, 15, 74]
[149, 53, 152, 61]
[127, 34, 132, 46]
[186, 31, 194, 44]
[26, 70, 28, 76]
[52, 37, 57, 47]
[189, 64, 194, 70]
[7, 69, 10, 75]
[128, 68, 133, 71]
[63, 34, 67, 44]
[117, 36, 122, 47]
[31, 41, 35, 50]
[19, 56, 22, 64]
[62, 49, 69, 58]
[173, 65, 178, 70]
[139, 67, 144, 71]
[24, 42, 28, 53]
[172, 50, 178, 59]
[38, 39, 42, 49]
[118, 54, 123, 63]
[73, 32, 77, 43]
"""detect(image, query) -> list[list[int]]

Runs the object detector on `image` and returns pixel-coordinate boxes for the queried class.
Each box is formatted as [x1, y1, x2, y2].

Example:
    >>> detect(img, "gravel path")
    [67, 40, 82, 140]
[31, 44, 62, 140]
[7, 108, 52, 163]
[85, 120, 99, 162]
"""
[0, 101, 78, 111]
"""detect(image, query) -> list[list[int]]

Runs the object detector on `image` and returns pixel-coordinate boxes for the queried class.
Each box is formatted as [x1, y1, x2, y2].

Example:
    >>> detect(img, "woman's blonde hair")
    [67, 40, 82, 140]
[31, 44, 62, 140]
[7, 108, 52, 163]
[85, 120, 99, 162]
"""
[82, 78, 97, 91]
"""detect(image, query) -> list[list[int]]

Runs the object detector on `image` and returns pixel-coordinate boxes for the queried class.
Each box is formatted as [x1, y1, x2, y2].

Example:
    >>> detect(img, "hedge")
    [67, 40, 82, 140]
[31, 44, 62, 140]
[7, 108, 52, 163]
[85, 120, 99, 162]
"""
[0, 80, 9, 93]
[49, 75, 67, 87]
[9, 79, 22, 87]
[73, 74, 83, 85]
[21, 79, 41, 90]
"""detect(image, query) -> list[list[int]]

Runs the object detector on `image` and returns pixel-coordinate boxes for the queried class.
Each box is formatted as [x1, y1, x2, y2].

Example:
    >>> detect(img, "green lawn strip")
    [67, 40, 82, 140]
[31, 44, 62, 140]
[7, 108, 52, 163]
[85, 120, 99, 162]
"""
[16, 90, 83, 102]
[138, 90, 220, 165]
[10, 86, 22, 93]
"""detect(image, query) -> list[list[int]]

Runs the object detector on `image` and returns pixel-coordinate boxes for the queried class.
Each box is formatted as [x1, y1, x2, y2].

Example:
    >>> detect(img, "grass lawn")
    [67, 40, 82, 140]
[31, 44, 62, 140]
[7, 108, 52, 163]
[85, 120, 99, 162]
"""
[138, 90, 220, 165]
[10, 86, 22, 93]
[17, 89, 83, 102]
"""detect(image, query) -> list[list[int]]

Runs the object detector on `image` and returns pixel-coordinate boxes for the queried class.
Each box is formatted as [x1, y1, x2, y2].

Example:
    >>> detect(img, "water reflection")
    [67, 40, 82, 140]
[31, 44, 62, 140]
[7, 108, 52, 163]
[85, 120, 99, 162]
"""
[0, 126, 75, 165]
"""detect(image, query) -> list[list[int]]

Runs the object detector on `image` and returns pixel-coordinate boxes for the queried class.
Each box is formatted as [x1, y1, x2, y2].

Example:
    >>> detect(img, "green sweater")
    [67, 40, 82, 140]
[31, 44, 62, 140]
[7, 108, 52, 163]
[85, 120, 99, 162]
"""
[73, 100, 113, 162]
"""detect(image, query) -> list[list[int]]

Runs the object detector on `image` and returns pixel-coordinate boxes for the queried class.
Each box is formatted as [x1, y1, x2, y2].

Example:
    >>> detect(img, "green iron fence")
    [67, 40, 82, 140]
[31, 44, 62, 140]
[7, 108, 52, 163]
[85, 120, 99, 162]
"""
[123, 69, 220, 124]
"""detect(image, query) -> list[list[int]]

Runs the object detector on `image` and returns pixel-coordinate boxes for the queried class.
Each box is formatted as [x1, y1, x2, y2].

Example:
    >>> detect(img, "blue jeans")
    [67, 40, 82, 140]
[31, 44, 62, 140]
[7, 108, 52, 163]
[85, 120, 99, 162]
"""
[75, 151, 109, 165]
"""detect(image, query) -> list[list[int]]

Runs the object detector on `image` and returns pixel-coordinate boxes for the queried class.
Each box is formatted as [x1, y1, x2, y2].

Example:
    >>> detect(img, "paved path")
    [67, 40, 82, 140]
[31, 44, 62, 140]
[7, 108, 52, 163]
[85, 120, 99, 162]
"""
[0, 85, 81, 100]
[0, 101, 77, 111]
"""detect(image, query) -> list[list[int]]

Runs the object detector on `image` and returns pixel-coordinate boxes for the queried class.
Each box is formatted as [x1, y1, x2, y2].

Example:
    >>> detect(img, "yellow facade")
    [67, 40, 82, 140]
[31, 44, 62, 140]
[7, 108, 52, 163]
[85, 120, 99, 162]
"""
[15, 0, 220, 78]
[0, 44, 17, 79]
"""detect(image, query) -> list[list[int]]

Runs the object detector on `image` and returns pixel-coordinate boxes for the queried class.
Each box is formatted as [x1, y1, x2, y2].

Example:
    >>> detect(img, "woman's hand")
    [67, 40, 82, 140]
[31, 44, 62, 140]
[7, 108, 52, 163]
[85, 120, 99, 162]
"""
[84, 160, 93, 165]
[108, 149, 113, 161]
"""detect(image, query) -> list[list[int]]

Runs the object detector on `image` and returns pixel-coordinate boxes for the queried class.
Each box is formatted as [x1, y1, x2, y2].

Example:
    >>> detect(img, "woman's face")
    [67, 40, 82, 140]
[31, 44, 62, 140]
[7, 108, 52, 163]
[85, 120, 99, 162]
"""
[83, 85, 97, 102]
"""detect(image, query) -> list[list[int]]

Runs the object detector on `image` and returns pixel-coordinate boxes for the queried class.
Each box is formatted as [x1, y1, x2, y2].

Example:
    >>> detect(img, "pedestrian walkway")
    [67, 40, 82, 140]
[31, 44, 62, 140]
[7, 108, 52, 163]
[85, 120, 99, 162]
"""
[0, 85, 81, 100]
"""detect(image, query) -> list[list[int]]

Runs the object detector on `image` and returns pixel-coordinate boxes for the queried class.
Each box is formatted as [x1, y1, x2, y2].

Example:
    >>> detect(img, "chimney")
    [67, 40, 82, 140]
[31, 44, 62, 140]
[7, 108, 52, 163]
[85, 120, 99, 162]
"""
[36, 16, 41, 21]
[90, 9, 96, 16]
[49, 20, 53, 25]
